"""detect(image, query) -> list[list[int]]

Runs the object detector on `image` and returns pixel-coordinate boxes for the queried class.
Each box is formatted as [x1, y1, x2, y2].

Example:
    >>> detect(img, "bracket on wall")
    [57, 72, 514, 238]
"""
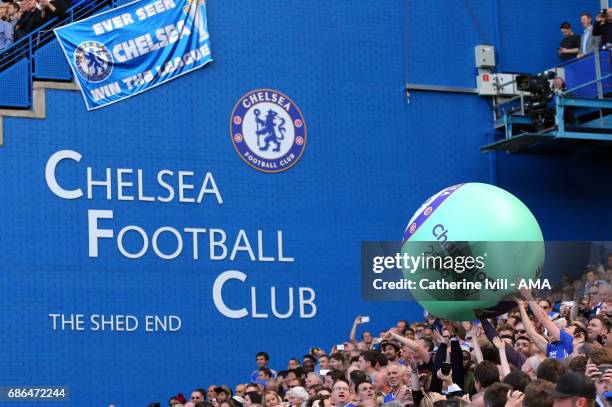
[405, 83, 478, 103]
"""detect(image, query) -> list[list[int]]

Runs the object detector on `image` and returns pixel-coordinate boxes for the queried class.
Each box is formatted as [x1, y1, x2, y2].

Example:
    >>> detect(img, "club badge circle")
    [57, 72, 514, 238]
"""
[230, 89, 307, 173]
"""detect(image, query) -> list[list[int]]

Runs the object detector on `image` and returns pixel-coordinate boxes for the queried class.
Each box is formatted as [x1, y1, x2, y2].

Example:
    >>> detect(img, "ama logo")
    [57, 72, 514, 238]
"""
[230, 89, 307, 173]
[73, 41, 113, 83]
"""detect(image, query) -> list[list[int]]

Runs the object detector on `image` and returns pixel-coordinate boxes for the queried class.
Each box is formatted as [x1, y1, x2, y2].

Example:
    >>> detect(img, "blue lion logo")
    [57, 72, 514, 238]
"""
[74, 41, 113, 83]
[254, 108, 286, 152]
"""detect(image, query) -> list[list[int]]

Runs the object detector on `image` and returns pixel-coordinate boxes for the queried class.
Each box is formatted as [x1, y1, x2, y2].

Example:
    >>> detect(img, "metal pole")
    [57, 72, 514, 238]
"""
[595, 50, 604, 99]
[594, 51, 604, 125]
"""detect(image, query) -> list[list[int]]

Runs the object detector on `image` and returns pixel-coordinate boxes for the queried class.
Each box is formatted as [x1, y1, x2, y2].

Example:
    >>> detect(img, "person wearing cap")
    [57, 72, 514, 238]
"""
[383, 330, 431, 364]
[380, 339, 401, 363]
[544, 371, 596, 407]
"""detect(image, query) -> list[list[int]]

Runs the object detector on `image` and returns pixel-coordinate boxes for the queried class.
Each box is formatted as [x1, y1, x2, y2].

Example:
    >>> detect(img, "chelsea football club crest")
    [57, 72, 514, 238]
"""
[230, 89, 307, 173]
[73, 41, 114, 83]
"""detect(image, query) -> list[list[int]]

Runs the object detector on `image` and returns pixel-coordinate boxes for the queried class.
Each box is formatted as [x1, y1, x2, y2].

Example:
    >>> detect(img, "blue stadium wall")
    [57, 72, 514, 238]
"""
[0, 0, 609, 405]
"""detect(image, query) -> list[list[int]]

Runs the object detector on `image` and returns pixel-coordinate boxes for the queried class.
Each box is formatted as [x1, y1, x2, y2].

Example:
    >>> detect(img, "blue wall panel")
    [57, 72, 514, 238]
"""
[0, 1, 610, 406]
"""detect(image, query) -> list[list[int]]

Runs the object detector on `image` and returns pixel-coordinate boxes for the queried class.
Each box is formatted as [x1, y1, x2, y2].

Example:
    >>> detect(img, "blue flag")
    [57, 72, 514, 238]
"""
[55, 0, 212, 110]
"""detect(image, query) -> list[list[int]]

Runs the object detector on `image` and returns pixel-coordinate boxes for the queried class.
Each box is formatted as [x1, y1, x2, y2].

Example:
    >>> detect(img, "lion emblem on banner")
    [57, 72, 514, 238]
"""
[254, 109, 286, 152]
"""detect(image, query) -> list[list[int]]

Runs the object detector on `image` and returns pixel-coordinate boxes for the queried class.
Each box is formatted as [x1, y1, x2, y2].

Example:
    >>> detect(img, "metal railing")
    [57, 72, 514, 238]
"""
[493, 50, 611, 123]
[0, 0, 114, 76]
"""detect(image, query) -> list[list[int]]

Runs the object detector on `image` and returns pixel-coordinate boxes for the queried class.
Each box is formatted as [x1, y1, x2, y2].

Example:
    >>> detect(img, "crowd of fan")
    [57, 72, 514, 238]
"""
[0, 0, 71, 52]
[557, 8, 612, 61]
[140, 258, 612, 407]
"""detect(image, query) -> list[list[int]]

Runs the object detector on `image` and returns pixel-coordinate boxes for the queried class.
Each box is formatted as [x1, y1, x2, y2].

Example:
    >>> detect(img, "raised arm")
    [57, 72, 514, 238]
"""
[349, 316, 362, 344]
[469, 325, 483, 364]
[388, 331, 431, 363]
[516, 300, 548, 352]
[492, 337, 511, 379]
[522, 292, 560, 341]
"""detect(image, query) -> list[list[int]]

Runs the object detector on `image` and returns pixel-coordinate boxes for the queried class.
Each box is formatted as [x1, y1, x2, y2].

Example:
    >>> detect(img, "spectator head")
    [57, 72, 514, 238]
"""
[497, 322, 514, 335]
[580, 13, 593, 28]
[9, 2, 19, 14]
[263, 391, 282, 407]
[302, 355, 315, 374]
[358, 351, 377, 373]
[288, 358, 301, 370]
[373, 367, 388, 393]
[515, 336, 531, 356]
[474, 361, 499, 392]
[285, 386, 309, 407]
[483, 383, 512, 407]
[375, 350, 388, 368]
[462, 321, 473, 332]
[355, 381, 375, 402]
[568, 355, 587, 374]
[305, 372, 323, 387]
[386, 363, 404, 390]
[522, 356, 542, 379]
[381, 340, 400, 362]
[206, 386, 217, 401]
[481, 343, 501, 365]
[587, 347, 612, 365]
[319, 355, 330, 370]
[543, 371, 596, 407]
[503, 370, 531, 392]
[451, 322, 467, 340]
[560, 22, 573, 37]
[191, 390, 205, 404]
[214, 386, 231, 403]
[325, 369, 345, 389]
[361, 331, 373, 345]
[170, 393, 188, 406]
[329, 353, 345, 371]
[537, 359, 568, 383]
[587, 316, 610, 342]
[418, 337, 435, 353]
[404, 328, 415, 340]
[234, 384, 246, 398]
[422, 326, 435, 338]
[514, 321, 526, 337]
[596, 282, 610, 304]
[348, 369, 368, 392]
[256, 352, 270, 368]
[539, 299, 554, 313]
[258, 367, 272, 381]
[331, 380, 350, 407]
[396, 320, 408, 334]
[287, 377, 301, 390]
[244, 392, 262, 407]
[523, 380, 555, 407]
[245, 384, 260, 394]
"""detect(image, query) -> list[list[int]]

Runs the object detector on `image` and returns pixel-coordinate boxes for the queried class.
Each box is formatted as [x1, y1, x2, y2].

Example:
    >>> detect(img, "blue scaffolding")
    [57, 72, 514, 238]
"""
[482, 50, 612, 154]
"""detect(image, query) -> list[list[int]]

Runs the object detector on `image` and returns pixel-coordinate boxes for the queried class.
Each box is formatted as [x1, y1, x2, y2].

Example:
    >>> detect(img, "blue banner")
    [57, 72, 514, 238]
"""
[54, 0, 212, 110]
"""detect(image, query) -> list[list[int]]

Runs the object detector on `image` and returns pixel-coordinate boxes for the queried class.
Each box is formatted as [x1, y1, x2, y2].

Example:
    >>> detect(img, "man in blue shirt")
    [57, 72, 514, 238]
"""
[578, 13, 600, 57]
[250, 351, 277, 383]
[0, 8, 13, 52]
[518, 290, 573, 360]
